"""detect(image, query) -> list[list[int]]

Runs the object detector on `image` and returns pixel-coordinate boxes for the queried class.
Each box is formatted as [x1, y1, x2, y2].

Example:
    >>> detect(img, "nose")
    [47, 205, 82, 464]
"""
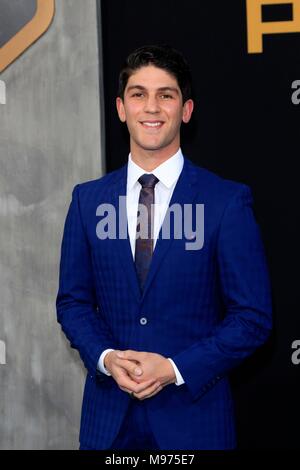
[144, 95, 160, 113]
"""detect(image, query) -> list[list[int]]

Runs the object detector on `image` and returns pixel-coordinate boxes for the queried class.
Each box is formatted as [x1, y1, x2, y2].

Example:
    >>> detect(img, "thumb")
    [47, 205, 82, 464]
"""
[134, 367, 142, 376]
[117, 350, 139, 361]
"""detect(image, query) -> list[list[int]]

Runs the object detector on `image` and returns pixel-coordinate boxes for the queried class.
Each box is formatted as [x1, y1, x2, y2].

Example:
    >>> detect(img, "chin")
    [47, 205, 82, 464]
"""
[138, 143, 162, 152]
[140, 140, 169, 151]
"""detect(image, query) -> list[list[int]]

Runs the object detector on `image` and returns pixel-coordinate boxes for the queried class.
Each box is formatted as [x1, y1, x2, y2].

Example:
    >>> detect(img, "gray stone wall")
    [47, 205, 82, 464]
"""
[0, 0, 103, 449]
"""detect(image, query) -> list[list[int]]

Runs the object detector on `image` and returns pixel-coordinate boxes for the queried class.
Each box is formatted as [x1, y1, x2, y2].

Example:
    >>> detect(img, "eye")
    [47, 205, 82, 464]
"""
[132, 92, 144, 98]
[160, 94, 173, 100]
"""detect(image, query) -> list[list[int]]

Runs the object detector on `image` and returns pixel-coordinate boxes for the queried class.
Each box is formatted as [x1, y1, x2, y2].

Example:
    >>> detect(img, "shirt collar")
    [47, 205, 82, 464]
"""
[127, 148, 184, 191]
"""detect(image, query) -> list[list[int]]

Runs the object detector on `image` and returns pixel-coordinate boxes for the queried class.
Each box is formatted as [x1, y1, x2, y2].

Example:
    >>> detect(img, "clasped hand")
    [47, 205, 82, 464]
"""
[104, 350, 176, 400]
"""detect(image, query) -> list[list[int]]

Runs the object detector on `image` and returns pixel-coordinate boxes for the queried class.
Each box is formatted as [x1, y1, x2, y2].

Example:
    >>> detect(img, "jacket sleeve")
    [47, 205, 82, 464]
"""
[172, 184, 272, 401]
[56, 185, 116, 378]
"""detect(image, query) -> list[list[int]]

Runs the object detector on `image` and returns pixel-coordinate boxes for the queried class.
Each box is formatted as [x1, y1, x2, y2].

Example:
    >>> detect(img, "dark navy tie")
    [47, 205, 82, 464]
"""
[134, 173, 159, 291]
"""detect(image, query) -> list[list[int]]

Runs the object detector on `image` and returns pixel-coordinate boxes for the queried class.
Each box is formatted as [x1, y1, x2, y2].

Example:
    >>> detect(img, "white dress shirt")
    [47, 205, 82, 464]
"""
[98, 149, 185, 386]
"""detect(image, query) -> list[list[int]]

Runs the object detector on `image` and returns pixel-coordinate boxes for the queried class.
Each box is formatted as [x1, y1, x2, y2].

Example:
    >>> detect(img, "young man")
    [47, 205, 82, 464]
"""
[56, 45, 272, 450]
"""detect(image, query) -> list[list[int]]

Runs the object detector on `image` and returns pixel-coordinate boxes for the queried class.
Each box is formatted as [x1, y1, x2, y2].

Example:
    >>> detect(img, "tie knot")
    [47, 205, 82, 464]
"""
[138, 173, 159, 189]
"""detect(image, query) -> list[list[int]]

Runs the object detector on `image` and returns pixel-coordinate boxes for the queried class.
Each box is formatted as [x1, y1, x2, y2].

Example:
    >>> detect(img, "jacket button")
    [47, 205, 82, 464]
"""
[140, 317, 148, 325]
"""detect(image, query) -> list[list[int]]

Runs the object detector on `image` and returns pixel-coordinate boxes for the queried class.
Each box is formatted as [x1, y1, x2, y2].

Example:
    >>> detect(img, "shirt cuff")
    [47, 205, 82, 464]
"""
[97, 349, 115, 376]
[168, 358, 185, 386]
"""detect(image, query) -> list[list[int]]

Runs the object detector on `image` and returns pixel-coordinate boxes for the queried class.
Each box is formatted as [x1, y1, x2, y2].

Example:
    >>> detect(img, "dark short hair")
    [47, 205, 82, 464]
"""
[118, 45, 192, 104]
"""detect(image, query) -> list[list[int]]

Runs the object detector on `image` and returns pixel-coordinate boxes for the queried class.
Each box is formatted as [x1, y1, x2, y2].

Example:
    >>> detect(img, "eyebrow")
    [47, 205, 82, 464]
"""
[126, 85, 179, 94]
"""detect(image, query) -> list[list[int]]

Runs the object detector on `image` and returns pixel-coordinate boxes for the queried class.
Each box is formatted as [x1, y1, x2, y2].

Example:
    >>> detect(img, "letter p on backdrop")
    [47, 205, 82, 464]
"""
[0, 0, 55, 72]
[247, 0, 300, 53]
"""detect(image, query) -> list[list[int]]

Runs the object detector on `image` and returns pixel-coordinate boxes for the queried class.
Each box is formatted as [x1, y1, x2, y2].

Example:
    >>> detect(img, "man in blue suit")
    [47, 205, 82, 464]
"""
[56, 45, 272, 450]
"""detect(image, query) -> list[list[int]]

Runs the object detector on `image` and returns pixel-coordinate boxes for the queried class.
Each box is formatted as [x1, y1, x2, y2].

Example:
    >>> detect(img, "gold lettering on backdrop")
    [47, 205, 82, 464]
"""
[247, 0, 300, 53]
[0, 0, 55, 72]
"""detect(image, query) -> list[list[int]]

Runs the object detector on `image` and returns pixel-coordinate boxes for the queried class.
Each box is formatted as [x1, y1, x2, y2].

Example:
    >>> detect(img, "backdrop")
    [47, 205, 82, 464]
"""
[100, 0, 300, 449]
[0, 0, 104, 449]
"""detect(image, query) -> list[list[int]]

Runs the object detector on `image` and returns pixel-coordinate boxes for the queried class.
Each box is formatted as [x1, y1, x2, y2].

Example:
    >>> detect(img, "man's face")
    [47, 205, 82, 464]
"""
[116, 65, 194, 160]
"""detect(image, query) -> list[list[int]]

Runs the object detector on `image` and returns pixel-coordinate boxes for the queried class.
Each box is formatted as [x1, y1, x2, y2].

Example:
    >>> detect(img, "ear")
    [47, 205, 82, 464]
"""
[116, 97, 126, 122]
[182, 99, 194, 124]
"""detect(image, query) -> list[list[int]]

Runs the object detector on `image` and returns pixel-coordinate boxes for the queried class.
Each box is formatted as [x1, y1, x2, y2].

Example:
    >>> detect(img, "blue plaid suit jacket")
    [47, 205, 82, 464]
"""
[56, 157, 272, 449]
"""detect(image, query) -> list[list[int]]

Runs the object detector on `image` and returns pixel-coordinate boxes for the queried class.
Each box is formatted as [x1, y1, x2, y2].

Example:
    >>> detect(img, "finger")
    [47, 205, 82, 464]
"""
[116, 359, 143, 377]
[119, 386, 132, 394]
[118, 375, 155, 393]
[134, 382, 162, 400]
[117, 375, 142, 391]
[144, 384, 163, 399]
[116, 366, 143, 385]
[119, 379, 156, 395]
[127, 373, 144, 384]
[134, 381, 160, 399]
[116, 368, 141, 389]
[118, 379, 157, 395]
[133, 378, 158, 394]
[117, 350, 143, 361]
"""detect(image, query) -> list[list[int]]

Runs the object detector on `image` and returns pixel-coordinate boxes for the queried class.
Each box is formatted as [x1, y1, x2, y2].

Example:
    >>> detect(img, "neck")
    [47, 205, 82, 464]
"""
[130, 146, 180, 172]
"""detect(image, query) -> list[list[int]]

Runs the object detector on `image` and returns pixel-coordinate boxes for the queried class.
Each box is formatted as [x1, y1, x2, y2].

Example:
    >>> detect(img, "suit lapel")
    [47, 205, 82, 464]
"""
[110, 163, 141, 302]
